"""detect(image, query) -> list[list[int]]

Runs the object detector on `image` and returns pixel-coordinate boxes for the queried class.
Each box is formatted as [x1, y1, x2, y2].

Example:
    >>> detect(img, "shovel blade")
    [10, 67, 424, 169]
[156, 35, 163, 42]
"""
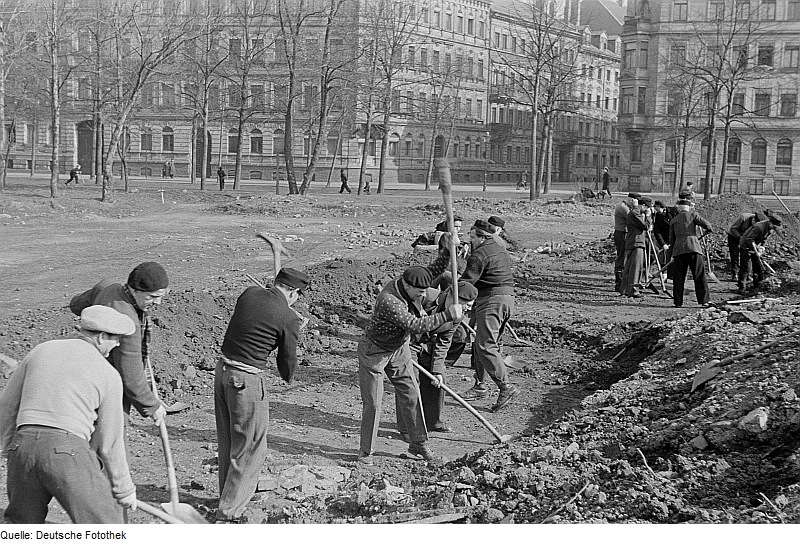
[503, 355, 525, 369]
[164, 401, 190, 414]
[691, 366, 722, 393]
[161, 502, 209, 524]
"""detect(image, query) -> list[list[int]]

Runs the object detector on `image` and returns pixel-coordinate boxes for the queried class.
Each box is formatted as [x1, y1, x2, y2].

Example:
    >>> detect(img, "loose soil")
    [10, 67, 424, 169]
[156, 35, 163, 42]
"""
[1, 186, 799, 524]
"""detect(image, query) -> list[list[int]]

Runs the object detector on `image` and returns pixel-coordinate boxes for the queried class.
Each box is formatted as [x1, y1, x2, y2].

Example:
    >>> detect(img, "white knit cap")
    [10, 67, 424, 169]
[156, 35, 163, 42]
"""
[80, 305, 136, 336]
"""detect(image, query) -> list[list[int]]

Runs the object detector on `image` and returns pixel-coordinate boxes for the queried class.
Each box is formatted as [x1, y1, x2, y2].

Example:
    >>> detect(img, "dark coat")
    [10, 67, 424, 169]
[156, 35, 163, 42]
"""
[669, 209, 713, 257]
[624, 208, 651, 250]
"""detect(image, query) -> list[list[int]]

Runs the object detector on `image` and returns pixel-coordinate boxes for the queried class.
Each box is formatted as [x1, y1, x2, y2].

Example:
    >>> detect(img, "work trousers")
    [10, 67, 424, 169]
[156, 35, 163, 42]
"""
[672, 252, 710, 307]
[359, 337, 427, 456]
[397, 334, 467, 432]
[5, 425, 123, 524]
[727, 234, 741, 275]
[613, 230, 626, 292]
[622, 247, 645, 296]
[214, 359, 270, 521]
[737, 250, 763, 290]
[471, 294, 514, 388]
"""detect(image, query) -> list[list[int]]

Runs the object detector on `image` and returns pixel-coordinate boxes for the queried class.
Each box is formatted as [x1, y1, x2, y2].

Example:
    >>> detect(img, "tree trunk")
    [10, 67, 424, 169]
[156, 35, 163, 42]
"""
[702, 98, 717, 200]
[357, 97, 373, 195]
[201, 93, 209, 190]
[283, 84, 299, 194]
[377, 102, 390, 194]
[529, 74, 540, 200]
[29, 120, 37, 177]
[49, 13, 60, 200]
[234, 103, 245, 190]
[0, 23, 6, 191]
[717, 120, 732, 195]
[544, 124, 553, 194]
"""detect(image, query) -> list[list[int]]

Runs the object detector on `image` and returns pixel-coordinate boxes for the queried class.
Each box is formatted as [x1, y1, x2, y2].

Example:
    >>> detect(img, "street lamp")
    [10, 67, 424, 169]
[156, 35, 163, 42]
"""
[482, 131, 490, 192]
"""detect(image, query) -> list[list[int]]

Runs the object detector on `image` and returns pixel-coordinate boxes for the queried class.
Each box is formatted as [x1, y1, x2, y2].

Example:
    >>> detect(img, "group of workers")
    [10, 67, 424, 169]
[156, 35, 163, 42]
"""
[613, 186, 784, 305]
[0, 210, 519, 523]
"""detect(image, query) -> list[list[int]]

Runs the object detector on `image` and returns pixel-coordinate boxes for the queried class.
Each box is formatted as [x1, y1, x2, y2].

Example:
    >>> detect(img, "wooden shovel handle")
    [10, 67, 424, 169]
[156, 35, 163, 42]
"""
[715, 329, 800, 368]
[136, 501, 185, 524]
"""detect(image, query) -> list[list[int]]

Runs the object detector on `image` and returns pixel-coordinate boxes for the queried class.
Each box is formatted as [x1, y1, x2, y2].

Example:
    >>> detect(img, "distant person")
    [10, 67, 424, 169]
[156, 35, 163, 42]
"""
[217, 166, 226, 191]
[363, 177, 371, 195]
[65, 164, 82, 186]
[339, 169, 352, 194]
[162, 161, 169, 178]
[167, 160, 174, 179]
[0, 306, 138, 523]
[602, 167, 612, 198]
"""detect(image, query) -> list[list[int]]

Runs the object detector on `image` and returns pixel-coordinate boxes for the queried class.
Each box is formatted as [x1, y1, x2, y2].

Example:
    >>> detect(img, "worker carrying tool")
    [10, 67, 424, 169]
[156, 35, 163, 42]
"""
[613, 193, 640, 293]
[621, 196, 653, 298]
[668, 199, 714, 308]
[357, 242, 464, 466]
[215, 267, 310, 523]
[727, 210, 768, 279]
[0, 306, 138, 523]
[69, 262, 170, 429]
[737, 214, 783, 295]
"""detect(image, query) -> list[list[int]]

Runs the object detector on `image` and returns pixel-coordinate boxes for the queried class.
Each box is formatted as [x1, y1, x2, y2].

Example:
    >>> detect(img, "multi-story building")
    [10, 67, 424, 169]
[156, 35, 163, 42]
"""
[3, 0, 622, 190]
[619, 0, 800, 196]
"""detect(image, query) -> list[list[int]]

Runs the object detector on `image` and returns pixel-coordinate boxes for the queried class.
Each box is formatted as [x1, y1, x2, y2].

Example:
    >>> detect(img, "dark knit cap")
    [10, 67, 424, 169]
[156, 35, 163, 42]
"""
[276, 267, 310, 291]
[402, 266, 433, 288]
[471, 219, 494, 237]
[488, 215, 505, 229]
[457, 281, 478, 302]
[627, 192, 642, 199]
[127, 262, 169, 292]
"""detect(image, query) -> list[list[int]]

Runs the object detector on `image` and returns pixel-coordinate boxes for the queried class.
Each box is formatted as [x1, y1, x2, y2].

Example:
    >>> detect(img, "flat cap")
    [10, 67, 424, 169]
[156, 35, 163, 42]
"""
[471, 219, 494, 236]
[627, 192, 642, 199]
[654, 200, 666, 208]
[457, 281, 478, 302]
[678, 189, 694, 199]
[276, 267, 310, 291]
[488, 216, 505, 229]
[128, 262, 169, 292]
[769, 214, 783, 226]
[81, 305, 136, 335]
[638, 196, 653, 206]
[675, 199, 692, 206]
[402, 266, 433, 288]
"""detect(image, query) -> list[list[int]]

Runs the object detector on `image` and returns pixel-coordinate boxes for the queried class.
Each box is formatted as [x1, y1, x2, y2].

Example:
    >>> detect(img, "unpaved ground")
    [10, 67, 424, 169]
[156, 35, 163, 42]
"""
[1, 185, 799, 524]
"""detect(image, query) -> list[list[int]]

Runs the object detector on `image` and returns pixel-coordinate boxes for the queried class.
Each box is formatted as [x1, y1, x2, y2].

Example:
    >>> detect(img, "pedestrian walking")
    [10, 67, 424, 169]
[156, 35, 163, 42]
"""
[737, 215, 783, 295]
[459, 219, 519, 411]
[727, 211, 768, 279]
[357, 250, 463, 466]
[65, 164, 82, 186]
[669, 199, 713, 307]
[69, 262, 170, 428]
[602, 167, 612, 198]
[339, 169, 352, 194]
[621, 196, 653, 298]
[0, 305, 139, 524]
[217, 166, 226, 191]
[214, 268, 309, 523]
[613, 192, 640, 293]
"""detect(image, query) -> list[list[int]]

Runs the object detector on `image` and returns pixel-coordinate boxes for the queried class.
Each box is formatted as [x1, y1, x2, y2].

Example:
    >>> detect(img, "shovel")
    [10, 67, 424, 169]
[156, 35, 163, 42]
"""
[691, 329, 800, 392]
[136, 501, 185, 524]
[145, 356, 209, 524]
[700, 234, 720, 283]
[413, 360, 513, 444]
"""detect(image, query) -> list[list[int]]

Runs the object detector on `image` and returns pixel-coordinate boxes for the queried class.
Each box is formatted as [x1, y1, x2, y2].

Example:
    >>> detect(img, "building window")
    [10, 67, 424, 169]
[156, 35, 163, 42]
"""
[758, 46, 774, 66]
[228, 128, 239, 154]
[728, 138, 742, 164]
[737, 0, 751, 18]
[665, 140, 678, 163]
[775, 179, 790, 195]
[709, 1, 725, 19]
[670, 45, 686, 67]
[639, 43, 648, 69]
[723, 178, 739, 193]
[478, 20, 485, 38]
[630, 141, 642, 162]
[781, 94, 798, 117]
[673, 1, 688, 21]
[476, 99, 483, 120]
[250, 129, 263, 154]
[790, 0, 800, 20]
[637, 87, 647, 114]
[748, 178, 764, 194]
[629, 175, 641, 190]
[776, 139, 793, 165]
[229, 38, 241, 59]
[467, 18, 474, 35]
[754, 93, 771, 116]
[701, 138, 717, 164]
[761, 0, 776, 20]
[751, 139, 767, 164]
[621, 88, 634, 114]
[623, 44, 635, 69]
[732, 93, 746, 115]
[140, 128, 152, 151]
[162, 126, 174, 152]
[786, 46, 800, 69]
[273, 129, 284, 154]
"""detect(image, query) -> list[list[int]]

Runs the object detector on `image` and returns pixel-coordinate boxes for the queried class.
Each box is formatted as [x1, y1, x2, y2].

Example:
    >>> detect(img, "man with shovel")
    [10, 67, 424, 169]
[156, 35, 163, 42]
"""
[69, 262, 169, 429]
[621, 196, 653, 298]
[613, 193, 640, 293]
[728, 210, 768, 280]
[737, 214, 783, 295]
[214, 267, 309, 523]
[1, 306, 138, 523]
[668, 199, 713, 308]
[358, 251, 464, 465]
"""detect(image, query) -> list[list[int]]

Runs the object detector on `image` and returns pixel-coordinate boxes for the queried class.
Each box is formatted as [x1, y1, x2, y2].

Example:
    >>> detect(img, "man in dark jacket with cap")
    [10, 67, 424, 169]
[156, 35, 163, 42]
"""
[653, 200, 678, 279]
[69, 262, 169, 428]
[215, 267, 309, 523]
[460, 219, 518, 411]
[737, 215, 782, 295]
[613, 193, 639, 293]
[358, 249, 463, 466]
[728, 210, 768, 279]
[669, 200, 713, 307]
[622, 196, 653, 298]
